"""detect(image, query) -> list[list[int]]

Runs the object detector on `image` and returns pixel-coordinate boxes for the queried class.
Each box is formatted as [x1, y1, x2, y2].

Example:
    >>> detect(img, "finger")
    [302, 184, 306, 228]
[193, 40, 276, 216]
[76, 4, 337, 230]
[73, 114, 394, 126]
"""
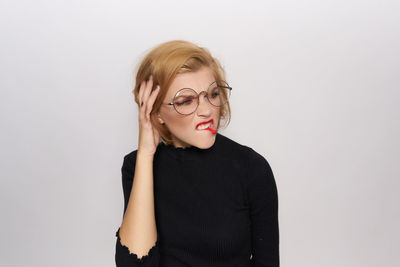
[142, 75, 153, 106]
[145, 85, 160, 120]
[138, 82, 147, 121]
[138, 77, 152, 121]
[138, 80, 146, 107]
[142, 76, 155, 119]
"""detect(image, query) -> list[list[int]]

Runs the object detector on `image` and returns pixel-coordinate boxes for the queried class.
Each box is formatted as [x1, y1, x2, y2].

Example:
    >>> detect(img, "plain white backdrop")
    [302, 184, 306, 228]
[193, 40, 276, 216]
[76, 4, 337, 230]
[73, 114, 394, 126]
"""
[1, 0, 399, 266]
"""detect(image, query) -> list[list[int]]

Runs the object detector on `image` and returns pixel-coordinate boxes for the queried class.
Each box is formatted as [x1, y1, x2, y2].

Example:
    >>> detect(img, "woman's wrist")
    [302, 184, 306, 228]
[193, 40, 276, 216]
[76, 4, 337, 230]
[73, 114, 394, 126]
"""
[137, 149, 155, 161]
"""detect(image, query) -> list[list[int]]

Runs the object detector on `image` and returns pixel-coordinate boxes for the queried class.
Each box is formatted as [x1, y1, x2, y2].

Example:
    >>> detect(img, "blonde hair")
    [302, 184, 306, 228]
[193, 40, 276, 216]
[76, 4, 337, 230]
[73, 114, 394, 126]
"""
[132, 40, 231, 145]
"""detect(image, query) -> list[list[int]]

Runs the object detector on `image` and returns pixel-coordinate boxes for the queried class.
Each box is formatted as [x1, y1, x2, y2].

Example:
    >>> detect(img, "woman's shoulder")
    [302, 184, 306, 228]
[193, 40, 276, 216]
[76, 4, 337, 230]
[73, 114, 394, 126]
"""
[217, 134, 274, 185]
[217, 133, 267, 163]
[122, 149, 138, 167]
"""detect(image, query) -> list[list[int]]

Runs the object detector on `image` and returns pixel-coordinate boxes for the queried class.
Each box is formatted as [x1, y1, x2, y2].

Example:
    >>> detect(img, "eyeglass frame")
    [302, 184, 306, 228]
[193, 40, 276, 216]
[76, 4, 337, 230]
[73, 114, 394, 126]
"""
[161, 80, 232, 115]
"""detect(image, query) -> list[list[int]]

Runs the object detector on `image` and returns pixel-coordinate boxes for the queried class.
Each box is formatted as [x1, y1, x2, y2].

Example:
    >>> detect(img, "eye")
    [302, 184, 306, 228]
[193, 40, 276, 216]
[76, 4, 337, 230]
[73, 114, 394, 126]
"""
[175, 97, 194, 106]
[209, 88, 220, 99]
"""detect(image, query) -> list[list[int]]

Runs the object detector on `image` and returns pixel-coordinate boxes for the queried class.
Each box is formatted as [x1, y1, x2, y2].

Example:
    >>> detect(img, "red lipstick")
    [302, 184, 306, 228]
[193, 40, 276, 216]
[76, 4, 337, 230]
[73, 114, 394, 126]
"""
[196, 119, 217, 134]
[196, 119, 213, 129]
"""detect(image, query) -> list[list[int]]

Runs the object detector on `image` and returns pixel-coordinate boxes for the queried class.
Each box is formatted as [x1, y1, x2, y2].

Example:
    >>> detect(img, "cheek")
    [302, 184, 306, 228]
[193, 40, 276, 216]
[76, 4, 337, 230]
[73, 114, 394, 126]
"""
[214, 106, 221, 118]
[164, 113, 193, 131]
[173, 117, 191, 130]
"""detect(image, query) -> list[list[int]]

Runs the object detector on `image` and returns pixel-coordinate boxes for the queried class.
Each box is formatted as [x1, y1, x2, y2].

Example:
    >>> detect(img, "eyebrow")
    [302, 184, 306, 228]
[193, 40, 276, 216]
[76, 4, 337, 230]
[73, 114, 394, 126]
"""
[176, 80, 217, 93]
[174, 94, 196, 99]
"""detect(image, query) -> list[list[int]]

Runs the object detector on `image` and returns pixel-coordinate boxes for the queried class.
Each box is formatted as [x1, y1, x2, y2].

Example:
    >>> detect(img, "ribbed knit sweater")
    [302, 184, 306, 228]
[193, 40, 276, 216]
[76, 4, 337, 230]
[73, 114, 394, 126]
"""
[115, 133, 279, 267]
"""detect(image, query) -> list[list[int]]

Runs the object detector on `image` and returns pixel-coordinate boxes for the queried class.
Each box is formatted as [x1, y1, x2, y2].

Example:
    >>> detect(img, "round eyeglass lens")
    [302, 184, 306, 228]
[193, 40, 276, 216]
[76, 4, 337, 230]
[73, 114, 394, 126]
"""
[173, 89, 198, 115]
[207, 80, 231, 107]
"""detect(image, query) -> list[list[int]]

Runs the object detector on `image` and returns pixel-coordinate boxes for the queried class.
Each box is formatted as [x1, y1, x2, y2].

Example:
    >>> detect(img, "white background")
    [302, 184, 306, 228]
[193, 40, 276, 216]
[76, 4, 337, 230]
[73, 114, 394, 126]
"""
[1, 0, 399, 266]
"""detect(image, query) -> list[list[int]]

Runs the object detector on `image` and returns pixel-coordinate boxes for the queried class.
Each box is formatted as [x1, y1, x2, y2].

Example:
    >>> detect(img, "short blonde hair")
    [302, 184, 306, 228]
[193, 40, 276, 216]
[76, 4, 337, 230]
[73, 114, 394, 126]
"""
[132, 40, 231, 145]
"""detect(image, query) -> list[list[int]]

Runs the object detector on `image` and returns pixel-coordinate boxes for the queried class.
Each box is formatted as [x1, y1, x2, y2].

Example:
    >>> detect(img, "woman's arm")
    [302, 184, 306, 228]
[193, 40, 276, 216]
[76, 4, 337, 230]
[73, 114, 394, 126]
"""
[247, 149, 280, 267]
[115, 75, 161, 266]
[118, 152, 158, 258]
[115, 152, 160, 266]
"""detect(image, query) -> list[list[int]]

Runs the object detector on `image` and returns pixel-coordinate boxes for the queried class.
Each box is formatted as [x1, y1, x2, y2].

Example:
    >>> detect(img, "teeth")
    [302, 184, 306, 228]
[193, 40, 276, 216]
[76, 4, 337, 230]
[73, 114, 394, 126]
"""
[197, 122, 212, 130]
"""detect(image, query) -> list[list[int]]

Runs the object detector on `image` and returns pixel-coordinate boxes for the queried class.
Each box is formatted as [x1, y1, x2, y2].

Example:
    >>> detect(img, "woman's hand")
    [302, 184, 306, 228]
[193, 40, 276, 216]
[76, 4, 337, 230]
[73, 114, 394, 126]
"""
[137, 75, 161, 157]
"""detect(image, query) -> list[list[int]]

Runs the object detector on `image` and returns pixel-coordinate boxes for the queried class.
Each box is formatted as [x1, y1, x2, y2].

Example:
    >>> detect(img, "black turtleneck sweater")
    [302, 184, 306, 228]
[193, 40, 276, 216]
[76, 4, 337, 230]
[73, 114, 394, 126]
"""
[115, 133, 279, 267]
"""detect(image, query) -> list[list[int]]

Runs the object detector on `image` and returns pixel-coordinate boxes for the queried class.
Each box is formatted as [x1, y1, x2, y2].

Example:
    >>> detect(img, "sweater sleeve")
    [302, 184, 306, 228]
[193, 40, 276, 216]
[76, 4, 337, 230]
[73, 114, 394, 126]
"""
[115, 152, 161, 267]
[247, 149, 280, 267]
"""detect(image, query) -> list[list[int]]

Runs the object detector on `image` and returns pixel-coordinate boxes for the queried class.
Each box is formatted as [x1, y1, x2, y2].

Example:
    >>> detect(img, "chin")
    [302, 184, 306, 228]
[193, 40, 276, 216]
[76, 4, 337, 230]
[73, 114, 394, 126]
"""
[195, 135, 216, 149]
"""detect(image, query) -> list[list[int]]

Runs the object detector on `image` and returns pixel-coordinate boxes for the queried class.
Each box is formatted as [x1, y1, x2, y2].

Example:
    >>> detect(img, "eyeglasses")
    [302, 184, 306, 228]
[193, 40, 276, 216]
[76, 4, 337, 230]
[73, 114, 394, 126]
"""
[163, 80, 232, 115]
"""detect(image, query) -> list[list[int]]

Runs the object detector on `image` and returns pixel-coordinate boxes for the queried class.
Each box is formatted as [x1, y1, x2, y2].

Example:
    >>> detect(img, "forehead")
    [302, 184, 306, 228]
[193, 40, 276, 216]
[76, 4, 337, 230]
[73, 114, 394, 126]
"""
[166, 67, 215, 98]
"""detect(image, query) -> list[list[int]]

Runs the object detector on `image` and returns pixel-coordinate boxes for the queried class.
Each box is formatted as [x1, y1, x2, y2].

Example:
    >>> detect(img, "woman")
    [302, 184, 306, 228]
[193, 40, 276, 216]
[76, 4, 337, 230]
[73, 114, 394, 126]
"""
[115, 40, 279, 267]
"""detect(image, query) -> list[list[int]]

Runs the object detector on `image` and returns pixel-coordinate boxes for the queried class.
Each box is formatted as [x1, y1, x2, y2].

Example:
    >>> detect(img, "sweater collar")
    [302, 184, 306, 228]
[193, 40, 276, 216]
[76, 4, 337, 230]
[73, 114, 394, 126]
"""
[158, 133, 221, 161]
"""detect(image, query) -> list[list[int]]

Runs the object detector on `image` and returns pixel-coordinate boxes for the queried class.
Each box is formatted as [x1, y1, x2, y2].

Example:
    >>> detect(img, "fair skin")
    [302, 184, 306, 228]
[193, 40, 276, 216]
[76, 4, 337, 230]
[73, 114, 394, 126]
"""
[118, 66, 220, 259]
[118, 75, 159, 259]
[157, 66, 221, 149]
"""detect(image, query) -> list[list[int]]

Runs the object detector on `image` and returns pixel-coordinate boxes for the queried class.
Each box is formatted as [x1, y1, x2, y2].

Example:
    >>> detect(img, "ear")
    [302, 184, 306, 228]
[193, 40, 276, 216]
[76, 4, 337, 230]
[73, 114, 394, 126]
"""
[157, 113, 165, 124]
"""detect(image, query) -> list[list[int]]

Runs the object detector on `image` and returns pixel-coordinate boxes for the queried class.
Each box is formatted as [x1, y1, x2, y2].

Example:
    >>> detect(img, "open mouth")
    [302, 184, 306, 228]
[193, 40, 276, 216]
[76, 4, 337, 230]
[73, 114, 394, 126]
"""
[196, 119, 217, 134]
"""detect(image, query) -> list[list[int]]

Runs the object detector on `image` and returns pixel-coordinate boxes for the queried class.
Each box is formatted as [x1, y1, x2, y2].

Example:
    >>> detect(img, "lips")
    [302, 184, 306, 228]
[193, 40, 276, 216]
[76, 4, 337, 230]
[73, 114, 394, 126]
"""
[196, 119, 217, 134]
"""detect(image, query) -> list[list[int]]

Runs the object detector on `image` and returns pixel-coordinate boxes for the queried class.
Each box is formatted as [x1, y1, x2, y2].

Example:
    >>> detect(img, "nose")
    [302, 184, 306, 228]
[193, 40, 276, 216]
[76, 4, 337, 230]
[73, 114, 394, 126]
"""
[196, 91, 212, 117]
